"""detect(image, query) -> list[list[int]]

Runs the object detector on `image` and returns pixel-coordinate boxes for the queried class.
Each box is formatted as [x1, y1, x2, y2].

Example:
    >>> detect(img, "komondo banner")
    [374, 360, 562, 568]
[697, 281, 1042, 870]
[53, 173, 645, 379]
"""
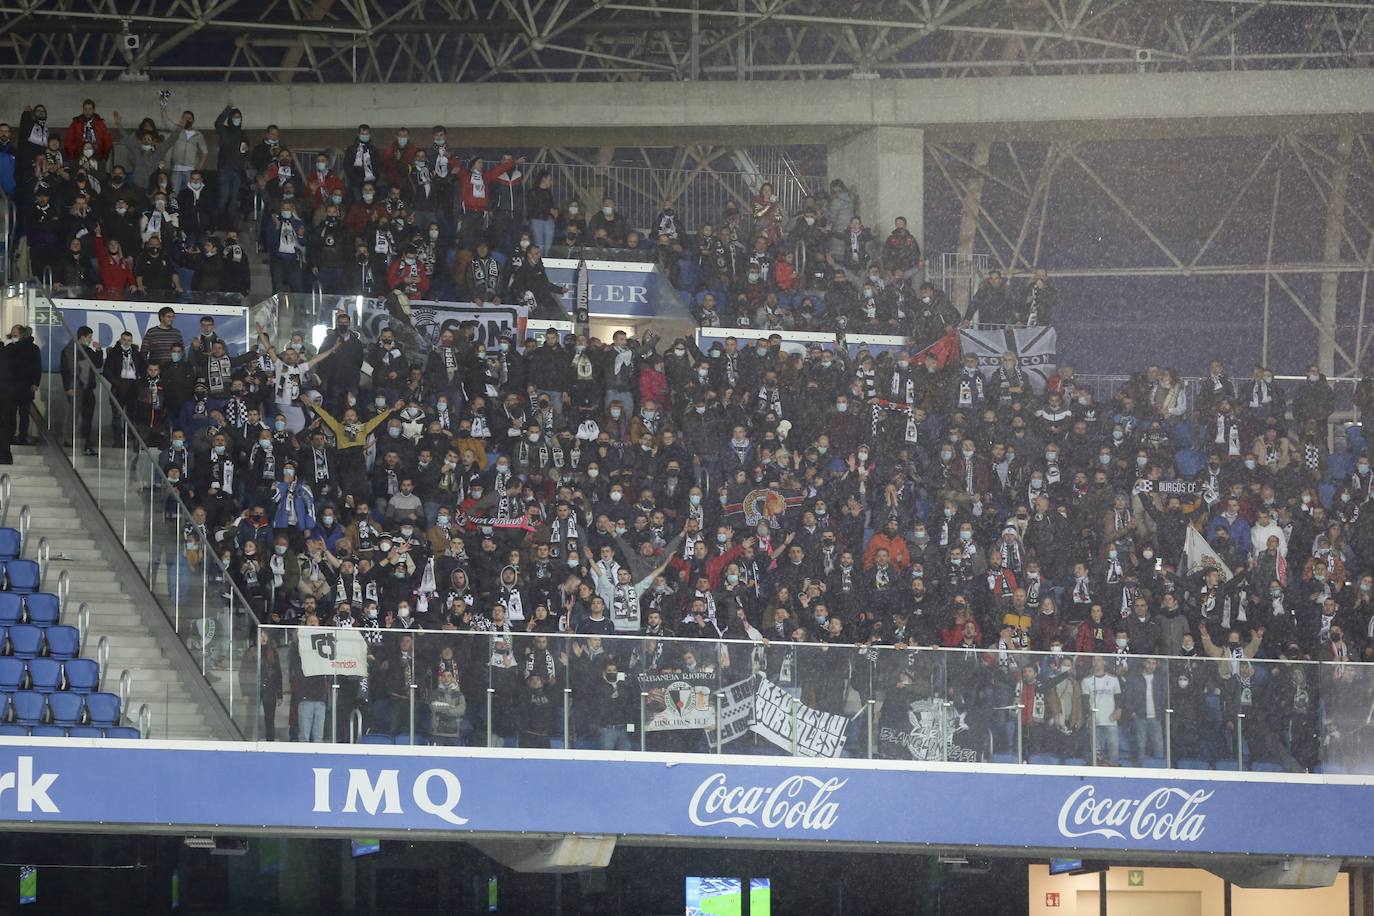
[958, 326, 1058, 392]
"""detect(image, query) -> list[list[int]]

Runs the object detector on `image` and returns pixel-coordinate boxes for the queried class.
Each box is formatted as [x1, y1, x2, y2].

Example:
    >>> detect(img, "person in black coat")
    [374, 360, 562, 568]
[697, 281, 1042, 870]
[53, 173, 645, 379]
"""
[511, 246, 568, 318]
[60, 325, 103, 455]
[6, 326, 41, 446]
[0, 339, 13, 464]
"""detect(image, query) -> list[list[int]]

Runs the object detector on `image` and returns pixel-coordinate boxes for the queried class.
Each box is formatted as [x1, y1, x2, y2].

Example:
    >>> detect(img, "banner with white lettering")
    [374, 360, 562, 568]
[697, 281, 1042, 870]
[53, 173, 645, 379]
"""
[2, 740, 1374, 855]
[296, 627, 369, 677]
[641, 671, 716, 732]
[958, 326, 1058, 392]
[748, 677, 850, 758]
[877, 695, 982, 762]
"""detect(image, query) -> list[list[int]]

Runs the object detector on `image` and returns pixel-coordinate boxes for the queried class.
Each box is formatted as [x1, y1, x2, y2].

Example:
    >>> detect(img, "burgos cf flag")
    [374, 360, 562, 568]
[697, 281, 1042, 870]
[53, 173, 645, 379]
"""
[958, 327, 1058, 392]
[297, 627, 370, 677]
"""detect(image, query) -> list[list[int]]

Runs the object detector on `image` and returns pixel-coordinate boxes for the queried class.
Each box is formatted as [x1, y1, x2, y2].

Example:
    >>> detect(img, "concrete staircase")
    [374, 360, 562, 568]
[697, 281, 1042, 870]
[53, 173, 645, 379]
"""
[2, 445, 235, 741]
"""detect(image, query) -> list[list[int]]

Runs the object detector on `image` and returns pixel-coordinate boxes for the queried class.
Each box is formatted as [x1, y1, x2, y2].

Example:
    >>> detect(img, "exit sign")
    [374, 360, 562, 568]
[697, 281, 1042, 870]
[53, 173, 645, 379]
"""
[1128, 870, 1145, 886]
[1045, 892, 1061, 907]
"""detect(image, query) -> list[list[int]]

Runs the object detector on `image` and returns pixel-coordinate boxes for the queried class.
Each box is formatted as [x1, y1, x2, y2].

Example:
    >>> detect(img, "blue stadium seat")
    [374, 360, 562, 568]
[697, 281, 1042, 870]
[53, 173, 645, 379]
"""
[393, 734, 430, 746]
[0, 724, 26, 737]
[26, 658, 62, 694]
[1318, 482, 1336, 510]
[44, 627, 79, 660]
[6, 625, 42, 659]
[0, 593, 21, 627]
[1062, 757, 1089, 767]
[1327, 452, 1355, 484]
[990, 752, 1019, 764]
[47, 693, 84, 727]
[85, 693, 120, 727]
[360, 733, 393, 745]
[1253, 761, 1284, 773]
[63, 659, 99, 694]
[4, 560, 40, 594]
[0, 529, 19, 561]
[23, 593, 59, 627]
[1142, 757, 1167, 770]
[105, 726, 140, 740]
[68, 726, 103, 739]
[10, 691, 45, 725]
[30, 725, 66, 738]
[1028, 753, 1061, 766]
[1177, 757, 1212, 770]
[0, 657, 24, 692]
[1345, 423, 1366, 455]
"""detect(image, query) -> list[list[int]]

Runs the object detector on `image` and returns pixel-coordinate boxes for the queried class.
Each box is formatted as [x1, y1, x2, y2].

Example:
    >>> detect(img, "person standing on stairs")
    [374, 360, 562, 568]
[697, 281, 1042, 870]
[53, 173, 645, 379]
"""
[6, 325, 41, 447]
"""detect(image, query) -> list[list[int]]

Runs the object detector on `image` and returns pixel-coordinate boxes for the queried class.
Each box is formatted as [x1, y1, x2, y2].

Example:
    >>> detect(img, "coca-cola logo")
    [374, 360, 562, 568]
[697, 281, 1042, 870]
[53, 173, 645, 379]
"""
[688, 772, 846, 831]
[1057, 785, 1212, 843]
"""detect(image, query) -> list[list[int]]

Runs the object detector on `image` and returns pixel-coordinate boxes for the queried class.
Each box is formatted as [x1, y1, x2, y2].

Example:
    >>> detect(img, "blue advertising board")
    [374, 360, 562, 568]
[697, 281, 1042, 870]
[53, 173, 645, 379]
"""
[28, 296, 251, 372]
[543, 258, 679, 320]
[0, 739, 1368, 858]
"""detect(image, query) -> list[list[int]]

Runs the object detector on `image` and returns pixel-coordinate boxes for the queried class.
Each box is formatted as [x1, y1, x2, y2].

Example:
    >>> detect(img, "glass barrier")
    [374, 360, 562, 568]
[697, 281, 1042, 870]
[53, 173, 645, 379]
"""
[31, 290, 263, 737]
[239, 627, 1361, 776]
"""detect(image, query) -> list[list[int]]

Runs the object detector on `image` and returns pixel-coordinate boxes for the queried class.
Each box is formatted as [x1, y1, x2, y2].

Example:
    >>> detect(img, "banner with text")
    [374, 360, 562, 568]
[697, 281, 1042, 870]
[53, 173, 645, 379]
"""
[1, 741, 1373, 856]
[296, 627, 370, 678]
[641, 671, 717, 733]
[749, 677, 850, 758]
[959, 326, 1058, 392]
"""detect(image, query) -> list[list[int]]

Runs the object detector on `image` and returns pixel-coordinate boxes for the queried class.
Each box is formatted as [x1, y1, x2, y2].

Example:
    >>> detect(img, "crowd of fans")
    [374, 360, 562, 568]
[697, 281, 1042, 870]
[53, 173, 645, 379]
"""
[34, 286, 1374, 766]
[9, 97, 1374, 769]
[2, 94, 1050, 334]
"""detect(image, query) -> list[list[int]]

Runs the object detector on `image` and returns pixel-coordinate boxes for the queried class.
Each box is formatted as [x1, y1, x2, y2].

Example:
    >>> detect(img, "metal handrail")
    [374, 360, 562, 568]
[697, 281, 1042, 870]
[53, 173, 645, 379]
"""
[0, 473, 10, 526]
[55, 569, 69, 615]
[118, 670, 132, 719]
[17, 506, 29, 557]
[349, 708, 364, 744]
[35, 537, 49, 589]
[137, 704, 152, 739]
[96, 637, 110, 692]
[29, 288, 266, 739]
[76, 602, 90, 654]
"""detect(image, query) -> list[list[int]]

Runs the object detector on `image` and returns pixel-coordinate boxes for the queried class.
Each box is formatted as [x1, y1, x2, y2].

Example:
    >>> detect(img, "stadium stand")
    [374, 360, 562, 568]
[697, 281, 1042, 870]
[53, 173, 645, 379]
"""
[3, 92, 1374, 779]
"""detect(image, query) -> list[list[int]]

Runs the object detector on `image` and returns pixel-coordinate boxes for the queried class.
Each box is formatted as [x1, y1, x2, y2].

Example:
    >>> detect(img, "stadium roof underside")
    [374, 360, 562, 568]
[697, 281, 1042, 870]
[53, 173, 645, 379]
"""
[2, 0, 1373, 87]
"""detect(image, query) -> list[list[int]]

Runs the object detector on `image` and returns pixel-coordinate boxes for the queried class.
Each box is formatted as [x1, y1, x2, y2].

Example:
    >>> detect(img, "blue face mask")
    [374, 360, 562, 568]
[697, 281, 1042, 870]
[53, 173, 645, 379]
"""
[959, 531, 972, 543]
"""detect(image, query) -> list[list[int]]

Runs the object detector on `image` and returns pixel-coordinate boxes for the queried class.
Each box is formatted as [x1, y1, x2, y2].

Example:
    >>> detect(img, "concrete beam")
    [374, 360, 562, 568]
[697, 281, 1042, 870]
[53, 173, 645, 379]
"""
[5, 69, 1373, 146]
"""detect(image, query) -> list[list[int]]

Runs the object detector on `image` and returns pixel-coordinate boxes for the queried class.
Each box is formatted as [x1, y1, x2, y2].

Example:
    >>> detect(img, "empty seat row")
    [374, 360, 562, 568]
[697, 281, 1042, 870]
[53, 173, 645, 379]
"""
[0, 592, 61, 627]
[0, 560, 39, 594]
[0, 625, 80, 660]
[4, 691, 120, 728]
[0, 657, 99, 694]
[0, 724, 139, 740]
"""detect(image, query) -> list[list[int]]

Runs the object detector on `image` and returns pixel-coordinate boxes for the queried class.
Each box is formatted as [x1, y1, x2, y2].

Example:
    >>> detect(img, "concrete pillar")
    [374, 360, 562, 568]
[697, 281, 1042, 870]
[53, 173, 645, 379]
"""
[826, 126, 924, 262]
[1318, 131, 1353, 378]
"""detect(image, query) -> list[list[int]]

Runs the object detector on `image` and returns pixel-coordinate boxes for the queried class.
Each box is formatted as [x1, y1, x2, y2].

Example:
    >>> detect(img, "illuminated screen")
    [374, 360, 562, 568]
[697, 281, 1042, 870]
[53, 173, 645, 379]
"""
[1049, 858, 1084, 875]
[350, 839, 381, 858]
[686, 877, 742, 916]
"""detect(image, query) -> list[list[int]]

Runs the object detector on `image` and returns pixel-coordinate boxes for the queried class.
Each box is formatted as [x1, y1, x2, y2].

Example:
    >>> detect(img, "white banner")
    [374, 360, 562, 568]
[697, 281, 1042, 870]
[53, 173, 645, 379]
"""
[356, 299, 528, 350]
[748, 676, 849, 758]
[958, 326, 1058, 392]
[640, 671, 716, 732]
[296, 627, 370, 677]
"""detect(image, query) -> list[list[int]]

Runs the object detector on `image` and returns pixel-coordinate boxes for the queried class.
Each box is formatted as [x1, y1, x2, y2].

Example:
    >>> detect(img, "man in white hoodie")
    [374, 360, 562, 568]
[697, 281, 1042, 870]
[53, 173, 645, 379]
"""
[1250, 506, 1287, 558]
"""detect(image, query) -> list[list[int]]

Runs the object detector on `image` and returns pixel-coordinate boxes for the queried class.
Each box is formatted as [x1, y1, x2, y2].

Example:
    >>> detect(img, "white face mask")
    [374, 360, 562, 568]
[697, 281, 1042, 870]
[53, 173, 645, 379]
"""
[602, 206, 614, 217]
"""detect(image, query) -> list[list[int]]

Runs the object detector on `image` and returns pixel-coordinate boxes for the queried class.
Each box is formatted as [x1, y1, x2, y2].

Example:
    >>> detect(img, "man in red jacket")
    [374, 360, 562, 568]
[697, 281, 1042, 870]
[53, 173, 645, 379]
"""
[456, 154, 523, 244]
[63, 99, 113, 163]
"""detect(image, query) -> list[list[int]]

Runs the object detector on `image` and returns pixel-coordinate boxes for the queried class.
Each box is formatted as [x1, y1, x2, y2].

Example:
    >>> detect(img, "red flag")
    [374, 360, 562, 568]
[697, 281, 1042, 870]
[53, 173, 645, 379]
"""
[911, 329, 960, 368]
